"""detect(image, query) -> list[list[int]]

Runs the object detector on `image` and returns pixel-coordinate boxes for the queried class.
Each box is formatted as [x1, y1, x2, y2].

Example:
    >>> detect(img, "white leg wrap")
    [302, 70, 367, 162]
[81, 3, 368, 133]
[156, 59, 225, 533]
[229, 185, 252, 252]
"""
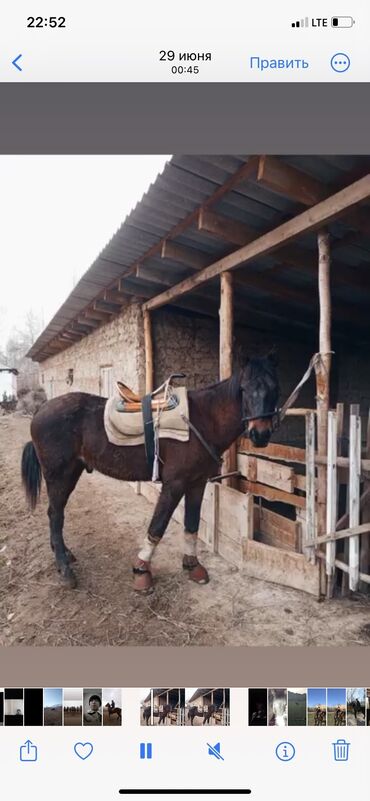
[138, 536, 157, 562]
[184, 531, 198, 557]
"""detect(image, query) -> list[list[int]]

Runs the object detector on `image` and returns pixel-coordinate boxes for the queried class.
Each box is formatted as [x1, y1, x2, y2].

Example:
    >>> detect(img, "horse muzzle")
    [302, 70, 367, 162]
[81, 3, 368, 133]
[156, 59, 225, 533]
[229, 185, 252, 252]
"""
[248, 422, 272, 448]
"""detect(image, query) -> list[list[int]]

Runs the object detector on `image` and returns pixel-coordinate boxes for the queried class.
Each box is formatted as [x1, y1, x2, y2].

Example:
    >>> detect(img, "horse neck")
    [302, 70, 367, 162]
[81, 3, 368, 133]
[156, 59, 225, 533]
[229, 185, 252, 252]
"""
[194, 375, 244, 455]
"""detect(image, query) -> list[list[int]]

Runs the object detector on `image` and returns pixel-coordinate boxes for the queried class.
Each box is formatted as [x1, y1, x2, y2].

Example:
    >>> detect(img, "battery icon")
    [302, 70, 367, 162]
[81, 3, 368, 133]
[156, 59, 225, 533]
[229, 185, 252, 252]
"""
[332, 16, 355, 27]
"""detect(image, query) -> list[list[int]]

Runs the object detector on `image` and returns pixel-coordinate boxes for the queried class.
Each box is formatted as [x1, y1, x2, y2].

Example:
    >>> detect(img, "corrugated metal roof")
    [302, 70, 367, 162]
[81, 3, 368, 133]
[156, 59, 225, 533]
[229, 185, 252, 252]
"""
[28, 155, 370, 361]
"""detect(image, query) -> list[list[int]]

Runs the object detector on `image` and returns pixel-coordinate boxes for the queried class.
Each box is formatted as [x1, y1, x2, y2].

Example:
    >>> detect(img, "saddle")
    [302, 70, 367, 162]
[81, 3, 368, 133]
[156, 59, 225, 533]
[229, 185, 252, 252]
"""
[116, 372, 185, 413]
[104, 374, 190, 481]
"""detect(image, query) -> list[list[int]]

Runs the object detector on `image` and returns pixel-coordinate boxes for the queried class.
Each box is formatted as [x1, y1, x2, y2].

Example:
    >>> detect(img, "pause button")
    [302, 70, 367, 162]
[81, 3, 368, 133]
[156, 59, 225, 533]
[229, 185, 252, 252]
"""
[140, 742, 153, 759]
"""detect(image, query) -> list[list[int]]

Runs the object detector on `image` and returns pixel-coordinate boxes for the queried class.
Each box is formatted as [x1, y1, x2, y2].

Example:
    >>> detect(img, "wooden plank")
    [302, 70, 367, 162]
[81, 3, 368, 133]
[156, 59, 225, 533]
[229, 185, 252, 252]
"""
[143, 310, 153, 394]
[326, 411, 338, 597]
[219, 272, 236, 484]
[242, 539, 320, 597]
[349, 412, 361, 591]
[311, 522, 370, 546]
[237, 453, 295, 492]
[305, 412, 316, 564]
[360, 409, 370, 590]
[210, 481, 220, 554]
[238, 439, 306, 464]
[285, 408, 317, 417]
[143, 175, 370, 310]
[256, 506, 299, 552]
[217, 484, 254, 544]
[239, 478, 305, 509]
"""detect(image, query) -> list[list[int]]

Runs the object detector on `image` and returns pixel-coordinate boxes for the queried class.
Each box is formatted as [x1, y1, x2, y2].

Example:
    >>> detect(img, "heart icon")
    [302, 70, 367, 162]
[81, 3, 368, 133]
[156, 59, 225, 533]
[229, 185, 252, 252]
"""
[74, 742, 94, 760]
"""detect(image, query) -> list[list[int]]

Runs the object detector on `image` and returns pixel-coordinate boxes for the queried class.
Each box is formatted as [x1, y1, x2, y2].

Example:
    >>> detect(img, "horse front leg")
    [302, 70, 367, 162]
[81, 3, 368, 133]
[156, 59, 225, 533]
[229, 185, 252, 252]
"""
[182, 480, 209, 584]
[133, 480, 185, 592]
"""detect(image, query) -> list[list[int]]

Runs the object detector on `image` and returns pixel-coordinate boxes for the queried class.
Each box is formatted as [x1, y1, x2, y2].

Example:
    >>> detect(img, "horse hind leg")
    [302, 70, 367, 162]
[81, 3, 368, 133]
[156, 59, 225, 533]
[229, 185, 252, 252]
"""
[46, 461, 84, 588]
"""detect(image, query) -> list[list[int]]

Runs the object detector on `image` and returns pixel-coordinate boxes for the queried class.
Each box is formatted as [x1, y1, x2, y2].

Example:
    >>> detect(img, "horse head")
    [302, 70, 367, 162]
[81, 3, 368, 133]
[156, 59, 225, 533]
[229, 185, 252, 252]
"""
[240, 351, 279, 448]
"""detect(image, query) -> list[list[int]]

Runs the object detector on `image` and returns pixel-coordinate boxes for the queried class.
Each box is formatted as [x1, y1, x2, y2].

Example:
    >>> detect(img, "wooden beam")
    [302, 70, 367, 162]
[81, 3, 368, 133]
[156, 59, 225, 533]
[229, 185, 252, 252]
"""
[200, 208, 370, 297]
[77, 316, 99, 328]
[257, 155, 326, 206]
[257, 155, 370, 239]
[59, 331, 82, 341]
[310, 522, 370, 547]
[143, 175, 370, 311]
[199, 209, 255, 247]
[161, 240, 209, 270]
[219, 272, 236, 483]
[104, 288, 129, 306]
[143, 310, 153, 393]
[94, 299, 121, 314]
[85, 308, 112, 322]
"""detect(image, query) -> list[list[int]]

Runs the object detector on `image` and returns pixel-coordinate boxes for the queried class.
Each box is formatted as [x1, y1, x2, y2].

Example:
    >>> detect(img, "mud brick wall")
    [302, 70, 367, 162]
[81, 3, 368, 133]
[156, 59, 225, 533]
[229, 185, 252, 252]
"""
[152, 308, 315, 447]
[39, 301, 145, 399]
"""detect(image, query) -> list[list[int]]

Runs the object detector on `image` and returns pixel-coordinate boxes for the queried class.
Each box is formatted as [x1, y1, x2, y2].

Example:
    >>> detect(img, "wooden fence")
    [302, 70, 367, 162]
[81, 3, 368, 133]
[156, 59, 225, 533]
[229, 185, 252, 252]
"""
[132, 404, 370, 598]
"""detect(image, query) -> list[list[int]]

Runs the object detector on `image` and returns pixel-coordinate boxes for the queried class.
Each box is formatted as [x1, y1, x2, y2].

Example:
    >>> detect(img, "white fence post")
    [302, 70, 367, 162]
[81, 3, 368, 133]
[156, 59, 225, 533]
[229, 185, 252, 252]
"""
[305, 412, 316, 563]
[326, 410, 337, 597]
[349, 411, 361, 591]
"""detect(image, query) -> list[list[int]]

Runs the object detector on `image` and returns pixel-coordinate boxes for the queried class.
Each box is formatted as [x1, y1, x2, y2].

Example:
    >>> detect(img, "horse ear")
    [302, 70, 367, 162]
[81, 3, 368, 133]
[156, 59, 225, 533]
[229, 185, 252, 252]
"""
[267, 347, 278, 367]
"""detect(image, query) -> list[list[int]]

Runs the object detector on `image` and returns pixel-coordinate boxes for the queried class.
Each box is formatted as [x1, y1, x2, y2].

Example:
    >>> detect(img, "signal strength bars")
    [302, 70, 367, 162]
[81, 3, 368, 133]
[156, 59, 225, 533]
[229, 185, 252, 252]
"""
[291, 17, 309, 28]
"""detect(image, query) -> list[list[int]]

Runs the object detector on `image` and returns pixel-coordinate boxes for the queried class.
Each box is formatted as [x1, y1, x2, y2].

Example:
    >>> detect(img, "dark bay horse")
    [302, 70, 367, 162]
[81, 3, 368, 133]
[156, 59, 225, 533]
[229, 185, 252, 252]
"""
[21, 354, 279, 591]
[188, 704, 217, 725]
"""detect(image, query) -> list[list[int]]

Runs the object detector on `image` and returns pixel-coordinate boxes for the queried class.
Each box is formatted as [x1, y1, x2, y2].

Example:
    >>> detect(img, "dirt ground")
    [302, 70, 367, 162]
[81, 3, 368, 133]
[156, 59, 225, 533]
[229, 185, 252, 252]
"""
[2, 414, 370, 647]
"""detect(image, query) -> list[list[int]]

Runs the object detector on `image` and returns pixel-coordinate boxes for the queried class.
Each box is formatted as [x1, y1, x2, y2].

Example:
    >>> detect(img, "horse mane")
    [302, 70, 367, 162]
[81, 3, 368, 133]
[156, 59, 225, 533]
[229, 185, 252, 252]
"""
[190, 371, 241, 403]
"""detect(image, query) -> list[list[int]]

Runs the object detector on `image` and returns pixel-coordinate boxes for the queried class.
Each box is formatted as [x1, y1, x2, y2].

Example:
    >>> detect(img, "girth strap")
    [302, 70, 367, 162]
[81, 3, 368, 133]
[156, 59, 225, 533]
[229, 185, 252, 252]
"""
[142, 392, 155, 473]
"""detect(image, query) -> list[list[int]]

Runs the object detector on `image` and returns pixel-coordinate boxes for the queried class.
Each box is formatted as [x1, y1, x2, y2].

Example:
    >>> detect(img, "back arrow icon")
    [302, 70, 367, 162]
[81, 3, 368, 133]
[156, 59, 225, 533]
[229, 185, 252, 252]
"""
[12, 54, 23, 71]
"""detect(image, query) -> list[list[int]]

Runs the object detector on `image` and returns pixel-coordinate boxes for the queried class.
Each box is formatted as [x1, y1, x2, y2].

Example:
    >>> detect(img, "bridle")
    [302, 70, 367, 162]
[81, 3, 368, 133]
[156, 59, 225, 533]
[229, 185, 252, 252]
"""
[242, 407, 281, 434]
[241, 352, 326, 437]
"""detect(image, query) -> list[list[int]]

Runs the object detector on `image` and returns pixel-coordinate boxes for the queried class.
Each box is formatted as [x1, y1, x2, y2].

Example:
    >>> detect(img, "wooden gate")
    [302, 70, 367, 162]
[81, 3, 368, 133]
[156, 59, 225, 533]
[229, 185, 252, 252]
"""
[305, 405, 370, 596]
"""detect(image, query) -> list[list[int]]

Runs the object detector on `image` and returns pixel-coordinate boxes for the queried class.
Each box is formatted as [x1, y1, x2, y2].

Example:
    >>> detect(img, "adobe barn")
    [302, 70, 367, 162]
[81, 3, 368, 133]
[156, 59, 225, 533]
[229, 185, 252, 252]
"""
[27, 155, 370, 600]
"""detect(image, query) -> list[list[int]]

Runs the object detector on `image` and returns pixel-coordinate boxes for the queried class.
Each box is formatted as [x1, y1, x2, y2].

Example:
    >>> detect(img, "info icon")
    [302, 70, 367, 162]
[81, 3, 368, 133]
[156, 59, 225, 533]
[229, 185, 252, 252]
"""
[275, 742, 296, 762]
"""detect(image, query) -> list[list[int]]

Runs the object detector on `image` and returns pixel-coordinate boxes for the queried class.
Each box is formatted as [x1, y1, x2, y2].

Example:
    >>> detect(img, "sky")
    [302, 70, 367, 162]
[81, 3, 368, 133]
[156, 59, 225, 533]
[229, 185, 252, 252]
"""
[0, 155, 170, 351]
[103, 688, 121, 706]
[307, 688, 326, 707]
[63, 687, 82, 704]
[44, 688, 63, 708]
[327, 688, 346, 707]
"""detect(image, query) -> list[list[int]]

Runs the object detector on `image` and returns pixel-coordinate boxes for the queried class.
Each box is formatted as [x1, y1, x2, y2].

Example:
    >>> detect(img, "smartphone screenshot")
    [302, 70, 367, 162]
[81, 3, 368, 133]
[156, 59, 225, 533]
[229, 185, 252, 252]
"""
[1, 2, 369, 798]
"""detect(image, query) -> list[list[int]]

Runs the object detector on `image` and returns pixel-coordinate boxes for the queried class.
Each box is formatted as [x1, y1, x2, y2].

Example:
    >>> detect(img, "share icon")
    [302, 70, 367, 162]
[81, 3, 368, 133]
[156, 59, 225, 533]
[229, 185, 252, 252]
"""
[207, 742, 224, 761]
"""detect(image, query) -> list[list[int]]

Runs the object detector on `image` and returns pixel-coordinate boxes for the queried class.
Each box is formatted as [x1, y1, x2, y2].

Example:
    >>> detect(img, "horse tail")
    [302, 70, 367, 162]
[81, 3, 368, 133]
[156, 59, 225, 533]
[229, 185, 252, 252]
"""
[21, 441, 42, 510]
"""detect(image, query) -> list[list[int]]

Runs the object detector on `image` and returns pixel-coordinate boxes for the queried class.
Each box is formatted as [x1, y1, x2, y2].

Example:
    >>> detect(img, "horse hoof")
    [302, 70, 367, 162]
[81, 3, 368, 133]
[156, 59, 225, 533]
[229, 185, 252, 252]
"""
[183, 558, 209, 585]
[133, 560, 154, 593]
[59, 566, 78, 589]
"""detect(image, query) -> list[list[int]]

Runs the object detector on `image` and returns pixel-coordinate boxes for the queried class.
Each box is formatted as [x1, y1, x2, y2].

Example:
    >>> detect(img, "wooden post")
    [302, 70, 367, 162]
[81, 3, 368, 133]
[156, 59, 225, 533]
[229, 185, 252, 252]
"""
[305, 411, 316, 564]
[326, 410, 338, 598]
[360, 409, 370, 592]
[143, 309, 153, 394]
[315, 229, 332, 596]
[349, 410, 361, 592]
[219, 271, 236, 483]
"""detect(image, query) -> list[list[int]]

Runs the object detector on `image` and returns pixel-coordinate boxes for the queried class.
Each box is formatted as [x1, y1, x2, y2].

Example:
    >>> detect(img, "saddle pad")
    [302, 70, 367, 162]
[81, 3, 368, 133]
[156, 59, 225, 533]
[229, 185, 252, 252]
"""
[104, 386, 190, 447]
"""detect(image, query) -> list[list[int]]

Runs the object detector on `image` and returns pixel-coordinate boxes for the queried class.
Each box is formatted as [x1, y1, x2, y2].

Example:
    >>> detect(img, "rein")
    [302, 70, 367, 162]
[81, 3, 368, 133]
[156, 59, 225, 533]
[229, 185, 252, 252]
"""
[181, 413, 223, 465]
